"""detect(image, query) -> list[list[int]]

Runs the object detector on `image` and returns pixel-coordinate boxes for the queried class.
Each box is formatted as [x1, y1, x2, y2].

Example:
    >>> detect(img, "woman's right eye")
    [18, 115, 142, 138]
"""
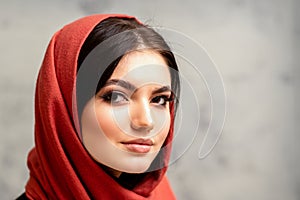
[100, 91, 128, 104]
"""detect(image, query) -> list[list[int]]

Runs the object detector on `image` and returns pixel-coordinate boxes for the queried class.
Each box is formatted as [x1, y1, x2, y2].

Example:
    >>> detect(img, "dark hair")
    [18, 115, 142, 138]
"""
[76, 17, 180, 119]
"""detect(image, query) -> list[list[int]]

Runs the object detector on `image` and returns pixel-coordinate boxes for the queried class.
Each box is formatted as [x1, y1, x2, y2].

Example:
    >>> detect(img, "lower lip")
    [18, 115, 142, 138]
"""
[122, 143, 152, 153]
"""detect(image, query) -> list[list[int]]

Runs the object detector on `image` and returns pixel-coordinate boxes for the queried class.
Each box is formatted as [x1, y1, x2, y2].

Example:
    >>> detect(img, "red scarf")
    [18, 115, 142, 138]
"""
[25, 14, 176, 199]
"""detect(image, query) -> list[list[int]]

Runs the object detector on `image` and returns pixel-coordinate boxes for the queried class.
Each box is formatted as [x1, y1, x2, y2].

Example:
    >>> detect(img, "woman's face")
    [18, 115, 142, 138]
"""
[81, 50, 172, 175]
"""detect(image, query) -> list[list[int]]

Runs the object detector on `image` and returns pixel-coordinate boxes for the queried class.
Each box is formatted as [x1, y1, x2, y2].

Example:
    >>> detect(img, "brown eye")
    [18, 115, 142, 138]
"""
[101, 91, 128, 104]
[151, 95, 172, 106]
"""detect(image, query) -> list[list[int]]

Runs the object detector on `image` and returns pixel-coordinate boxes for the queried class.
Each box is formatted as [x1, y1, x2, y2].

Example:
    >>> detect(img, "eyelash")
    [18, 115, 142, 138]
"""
[100, 91, 128, 104]
[100, 91, 174, 106]
[151, 95, 174, 106]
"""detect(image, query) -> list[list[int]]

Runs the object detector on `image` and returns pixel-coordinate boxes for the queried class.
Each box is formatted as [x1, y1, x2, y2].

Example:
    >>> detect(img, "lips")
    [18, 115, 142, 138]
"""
[121, 139, 153, 153]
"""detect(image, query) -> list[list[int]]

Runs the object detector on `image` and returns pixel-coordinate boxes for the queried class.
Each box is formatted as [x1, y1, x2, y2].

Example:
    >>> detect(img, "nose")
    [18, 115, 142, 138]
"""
[130, 99, 154, 132]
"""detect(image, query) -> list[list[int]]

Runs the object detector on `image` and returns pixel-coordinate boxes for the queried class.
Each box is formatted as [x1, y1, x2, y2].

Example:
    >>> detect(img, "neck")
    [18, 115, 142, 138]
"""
[100, 164, 122, 178]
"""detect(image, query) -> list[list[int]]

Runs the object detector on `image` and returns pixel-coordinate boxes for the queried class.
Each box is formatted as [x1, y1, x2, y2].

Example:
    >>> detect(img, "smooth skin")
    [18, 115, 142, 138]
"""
[81, 50, 173, 177]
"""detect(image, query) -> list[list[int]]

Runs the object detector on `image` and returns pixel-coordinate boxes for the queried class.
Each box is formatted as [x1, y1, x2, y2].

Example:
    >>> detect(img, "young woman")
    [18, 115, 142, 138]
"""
[18, 14, 180, 199]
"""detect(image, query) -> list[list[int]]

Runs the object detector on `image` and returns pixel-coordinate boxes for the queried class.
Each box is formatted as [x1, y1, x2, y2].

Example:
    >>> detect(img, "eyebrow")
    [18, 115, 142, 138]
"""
[152, 86, 171, 95]
[105, 79, 171, 94]
[105, 79, 137, 91]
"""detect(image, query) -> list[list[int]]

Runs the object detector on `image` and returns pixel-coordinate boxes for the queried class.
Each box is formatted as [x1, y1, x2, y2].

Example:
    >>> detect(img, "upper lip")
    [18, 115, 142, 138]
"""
[121, 138, 154, 146]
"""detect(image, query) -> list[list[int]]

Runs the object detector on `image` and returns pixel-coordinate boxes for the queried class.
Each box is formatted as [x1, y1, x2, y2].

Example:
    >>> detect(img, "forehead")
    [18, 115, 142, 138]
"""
[110, 50, 171, 87]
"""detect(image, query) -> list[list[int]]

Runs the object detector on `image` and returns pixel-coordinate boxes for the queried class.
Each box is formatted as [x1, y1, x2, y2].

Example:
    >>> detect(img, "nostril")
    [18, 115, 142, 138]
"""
[130, 118, 154, 132]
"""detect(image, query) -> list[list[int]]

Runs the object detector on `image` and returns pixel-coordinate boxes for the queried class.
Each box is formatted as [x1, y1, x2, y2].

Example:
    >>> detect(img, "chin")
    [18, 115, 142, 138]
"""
[122, 161, 151, 174]
[113, 153, 157, 174]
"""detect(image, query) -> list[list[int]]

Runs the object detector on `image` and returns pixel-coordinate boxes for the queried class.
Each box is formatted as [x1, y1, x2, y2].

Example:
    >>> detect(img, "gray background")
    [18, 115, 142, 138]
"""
[0, 0, 299, 199]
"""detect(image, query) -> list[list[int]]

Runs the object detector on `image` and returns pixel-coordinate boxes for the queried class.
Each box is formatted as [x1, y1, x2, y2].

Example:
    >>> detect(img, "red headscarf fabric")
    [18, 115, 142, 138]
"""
[25, 14, 176, 199]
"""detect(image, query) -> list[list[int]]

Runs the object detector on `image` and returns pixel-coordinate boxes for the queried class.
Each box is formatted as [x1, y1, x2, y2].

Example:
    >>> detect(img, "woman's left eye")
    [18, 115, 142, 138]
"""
[151, 95, 172, 106]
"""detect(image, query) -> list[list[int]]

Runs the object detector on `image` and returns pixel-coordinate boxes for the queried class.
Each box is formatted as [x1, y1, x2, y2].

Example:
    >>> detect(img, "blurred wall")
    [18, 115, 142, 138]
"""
[0, 0, 298, 199]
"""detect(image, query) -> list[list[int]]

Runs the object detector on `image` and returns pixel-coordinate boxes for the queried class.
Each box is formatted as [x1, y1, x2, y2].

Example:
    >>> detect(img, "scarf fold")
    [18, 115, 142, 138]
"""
[25, 14, 175, 199]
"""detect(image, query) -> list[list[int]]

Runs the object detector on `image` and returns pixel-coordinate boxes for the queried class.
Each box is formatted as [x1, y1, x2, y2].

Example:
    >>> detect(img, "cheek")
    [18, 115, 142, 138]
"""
[81, 100, 121, 144]
[155, 110, 171, 147]
[95, 105, 120, 141]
